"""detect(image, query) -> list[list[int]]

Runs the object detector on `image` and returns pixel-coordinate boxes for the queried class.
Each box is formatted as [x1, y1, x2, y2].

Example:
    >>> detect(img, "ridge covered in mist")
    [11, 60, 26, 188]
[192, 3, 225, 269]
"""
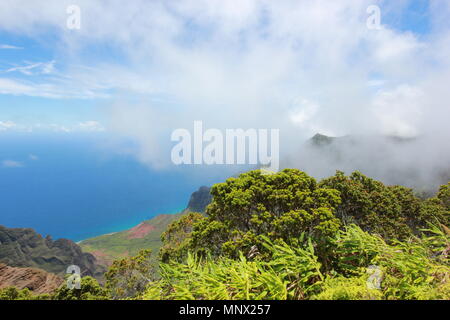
[284, 132, 450, 194]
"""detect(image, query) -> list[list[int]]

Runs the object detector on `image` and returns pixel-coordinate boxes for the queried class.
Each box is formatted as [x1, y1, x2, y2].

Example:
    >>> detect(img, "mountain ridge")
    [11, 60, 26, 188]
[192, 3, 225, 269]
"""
[0, 225, 105, 279]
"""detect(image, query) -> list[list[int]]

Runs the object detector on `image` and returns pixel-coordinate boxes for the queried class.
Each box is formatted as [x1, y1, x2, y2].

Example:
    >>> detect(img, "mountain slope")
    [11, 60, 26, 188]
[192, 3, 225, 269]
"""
[79, 213, 184, 266]
[0, 225, 104, 278]
[79, 186, 212, 267]
[186, 186, 212, 212]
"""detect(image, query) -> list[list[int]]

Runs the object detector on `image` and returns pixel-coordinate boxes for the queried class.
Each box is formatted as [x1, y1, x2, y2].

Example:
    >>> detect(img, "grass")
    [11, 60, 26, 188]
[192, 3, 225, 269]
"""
[80, 213, 184, 267]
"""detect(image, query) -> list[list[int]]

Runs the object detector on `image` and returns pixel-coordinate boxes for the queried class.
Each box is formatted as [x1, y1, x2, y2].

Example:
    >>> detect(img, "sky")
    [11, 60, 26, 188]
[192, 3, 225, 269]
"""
[0, 0, 449, 170]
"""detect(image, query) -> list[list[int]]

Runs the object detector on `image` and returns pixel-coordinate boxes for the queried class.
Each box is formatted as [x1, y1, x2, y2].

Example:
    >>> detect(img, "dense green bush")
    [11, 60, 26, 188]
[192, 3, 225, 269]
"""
[0, 287, 50, 300]
[142, 236, 324, 300]
[0, 276, 108, 300]
[145, 169, 449, 300]
[189, 169, 342, 259]
[52, 276, 109, 300]
[320, 171, 448, 239]
[143, 225, 449, 300]
[437, 182, 450, 211]
[160, 212, 205, 263]
[105, 249, 155, 299]
[161, 170, 448, 271]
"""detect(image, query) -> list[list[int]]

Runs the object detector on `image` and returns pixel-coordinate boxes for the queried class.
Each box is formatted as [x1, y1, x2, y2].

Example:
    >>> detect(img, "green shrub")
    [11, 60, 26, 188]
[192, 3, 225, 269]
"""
[0, 286, 53, 300]
[143, 224, 449, 300]
[311, 276, 382, 300]
[52, 276, 109, 300]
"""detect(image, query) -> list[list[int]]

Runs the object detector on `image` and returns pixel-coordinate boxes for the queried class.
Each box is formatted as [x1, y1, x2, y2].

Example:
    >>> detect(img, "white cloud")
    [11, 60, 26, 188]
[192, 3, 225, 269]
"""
[5, 60, 56, 76]
[0, 1, 449, 172]
[373, 29, 421, 62]
[371, 85, 424, 138]
[78, 121, 105, 132]
[0, 78, 37, 96]
[48, 124, 71, 132]
[0, 120, 17, 131]
[0, 120, 106, 133]
[0, 77, 109, 99]
[29, 154, 39, 161]
[290, 99, 320, 126]
[367, 79, 386, 87]
[44, 121, 107, 133]
[2, 160, 24, 168]
[0, 44, 23, 49]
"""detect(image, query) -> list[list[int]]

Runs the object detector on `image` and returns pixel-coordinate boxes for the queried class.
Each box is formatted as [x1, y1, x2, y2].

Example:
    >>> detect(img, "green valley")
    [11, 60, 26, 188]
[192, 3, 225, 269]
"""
[79, 186, 212, 267]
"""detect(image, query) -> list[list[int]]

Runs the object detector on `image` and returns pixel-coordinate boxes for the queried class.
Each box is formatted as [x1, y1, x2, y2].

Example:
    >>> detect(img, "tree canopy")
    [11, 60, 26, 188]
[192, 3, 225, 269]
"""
[163, 169, 449, 263]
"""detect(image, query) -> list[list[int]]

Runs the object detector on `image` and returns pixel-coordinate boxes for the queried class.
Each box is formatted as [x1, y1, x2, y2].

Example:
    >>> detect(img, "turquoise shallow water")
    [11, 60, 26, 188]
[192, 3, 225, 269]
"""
[0, 133, 246, 242]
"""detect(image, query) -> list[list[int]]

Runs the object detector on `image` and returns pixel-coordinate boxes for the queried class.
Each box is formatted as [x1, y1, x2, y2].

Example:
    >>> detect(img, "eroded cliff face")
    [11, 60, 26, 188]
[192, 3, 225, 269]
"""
[0, 263, 63, 294]
[0, 225, 105, 278]
[187, 186, 212, 213]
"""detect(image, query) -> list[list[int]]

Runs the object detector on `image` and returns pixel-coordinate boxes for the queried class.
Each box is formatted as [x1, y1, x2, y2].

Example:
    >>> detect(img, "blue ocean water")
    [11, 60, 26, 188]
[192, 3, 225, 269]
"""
[0, 133, 246, 242]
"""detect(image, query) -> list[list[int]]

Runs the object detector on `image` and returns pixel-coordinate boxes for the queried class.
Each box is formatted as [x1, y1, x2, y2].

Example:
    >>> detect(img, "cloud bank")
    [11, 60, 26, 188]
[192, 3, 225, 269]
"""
[0, 0, 449, 188]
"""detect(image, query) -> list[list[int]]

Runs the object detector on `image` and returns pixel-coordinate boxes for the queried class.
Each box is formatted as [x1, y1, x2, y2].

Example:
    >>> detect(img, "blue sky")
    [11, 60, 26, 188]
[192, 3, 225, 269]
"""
[0, 0, 449, 168]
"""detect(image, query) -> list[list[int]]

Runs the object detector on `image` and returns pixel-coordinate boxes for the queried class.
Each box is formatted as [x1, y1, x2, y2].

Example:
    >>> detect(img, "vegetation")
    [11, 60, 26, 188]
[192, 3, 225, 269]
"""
[150, 169, 448, 300]
[160, 212, 204, 263]
[52, 276, 110, 300]
[0, 287, 51, 300]
[141, 225, 449, 300]
[80, 213, 183, 267]
[1, 169, 448, 300]
[0, 276, 109, 300]
[319, 171, 449, 239]
[189, 169, 342, 260]
[105, 249, 156, 299]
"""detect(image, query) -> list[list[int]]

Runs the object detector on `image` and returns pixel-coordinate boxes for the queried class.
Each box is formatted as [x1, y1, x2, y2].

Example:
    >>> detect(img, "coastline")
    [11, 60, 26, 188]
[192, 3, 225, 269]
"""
[74, 207, 186, 243]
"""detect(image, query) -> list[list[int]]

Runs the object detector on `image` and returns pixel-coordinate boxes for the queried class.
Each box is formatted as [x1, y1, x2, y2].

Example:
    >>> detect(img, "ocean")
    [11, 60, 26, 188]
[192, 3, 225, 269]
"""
[0, 133, 247, 242]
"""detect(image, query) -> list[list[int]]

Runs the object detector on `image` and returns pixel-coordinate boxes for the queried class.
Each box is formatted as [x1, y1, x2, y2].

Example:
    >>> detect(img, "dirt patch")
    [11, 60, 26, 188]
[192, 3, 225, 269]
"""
[127, 222, 156, 239]
[0, 263, 63, 294]
[90, 250, 114, 267]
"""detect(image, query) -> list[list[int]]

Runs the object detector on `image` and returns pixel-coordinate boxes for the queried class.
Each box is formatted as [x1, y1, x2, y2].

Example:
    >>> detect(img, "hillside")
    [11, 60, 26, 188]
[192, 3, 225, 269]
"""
[0, 225, 105, 279]
[79, 213, 183, 266]
[186, 186, 212, 212]
[80, 186, 212, 267]
[0, 263, 63, 295]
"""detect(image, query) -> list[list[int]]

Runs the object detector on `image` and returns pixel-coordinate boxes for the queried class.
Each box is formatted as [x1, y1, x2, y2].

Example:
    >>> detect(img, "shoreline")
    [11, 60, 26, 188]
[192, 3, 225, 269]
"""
[74, 208, 186, 244]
